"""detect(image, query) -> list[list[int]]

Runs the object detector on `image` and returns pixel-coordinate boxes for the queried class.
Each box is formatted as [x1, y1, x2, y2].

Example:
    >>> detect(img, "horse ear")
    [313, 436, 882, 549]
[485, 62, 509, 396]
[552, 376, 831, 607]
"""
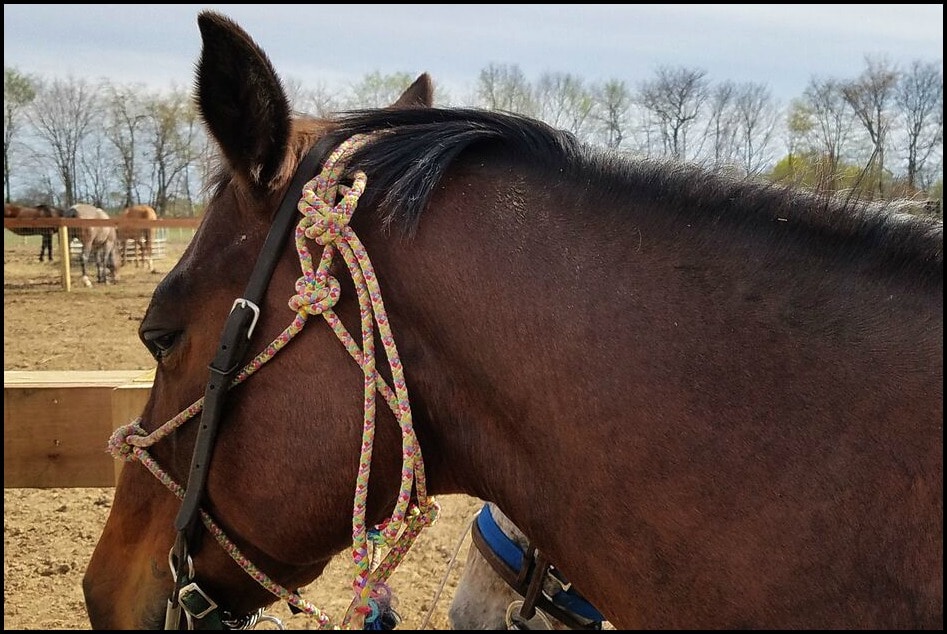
[389, 73, 434, 109]
[194, 11, 291, 192]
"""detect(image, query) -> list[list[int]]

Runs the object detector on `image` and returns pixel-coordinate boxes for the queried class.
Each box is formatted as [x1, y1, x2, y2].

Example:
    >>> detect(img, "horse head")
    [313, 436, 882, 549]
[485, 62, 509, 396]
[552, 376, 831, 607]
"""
[84, 11, 439, 629]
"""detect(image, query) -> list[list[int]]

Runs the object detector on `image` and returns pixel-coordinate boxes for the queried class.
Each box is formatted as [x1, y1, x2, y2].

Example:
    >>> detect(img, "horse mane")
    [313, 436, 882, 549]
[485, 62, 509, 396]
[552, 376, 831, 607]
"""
[307, 107, 941, 283]
[200, 106, 941, 283]
[604, 158, 943, 283]
[314, 107, 583, 233]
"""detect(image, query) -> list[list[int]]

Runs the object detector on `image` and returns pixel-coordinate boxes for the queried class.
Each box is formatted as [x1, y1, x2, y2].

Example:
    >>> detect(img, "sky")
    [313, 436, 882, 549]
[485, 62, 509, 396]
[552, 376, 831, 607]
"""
[3, 4, 943, 107]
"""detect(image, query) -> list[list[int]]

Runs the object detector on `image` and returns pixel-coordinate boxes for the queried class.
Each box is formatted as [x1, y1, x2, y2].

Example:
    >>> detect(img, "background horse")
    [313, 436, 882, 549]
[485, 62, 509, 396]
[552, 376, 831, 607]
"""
[85, 11, 942, 630]
[4, 202, 64, 262]
[117, 204, 158, 272]
[64, 203, 120, 285]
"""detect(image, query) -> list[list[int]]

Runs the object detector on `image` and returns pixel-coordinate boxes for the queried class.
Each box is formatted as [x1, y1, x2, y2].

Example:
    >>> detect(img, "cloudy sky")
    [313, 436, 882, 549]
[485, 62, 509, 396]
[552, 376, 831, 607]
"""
[3, 4, 943, 106]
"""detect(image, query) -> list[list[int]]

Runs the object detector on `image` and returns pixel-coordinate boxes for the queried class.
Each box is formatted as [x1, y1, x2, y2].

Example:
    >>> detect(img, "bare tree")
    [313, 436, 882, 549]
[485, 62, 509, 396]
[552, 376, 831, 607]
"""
[4, 67, 37, 202]
[104, 83, 151, 208]
[638, 66, 709, 161]
[476, 63, 536, 116]
[177, 107, 210, 216]
[841, 56, 899, 197]
[799, 77, 855, 193]
[774, 99, 818, 187]
[145, 89, 198, 215]
[734, 83, 780, 176]
[592, 79, 632, 150]
[24, 76, 101, 206]
[78, 135, 113, 207]
[346, 71, 417, 109]
[534, 72, 594, 137]
[284, 76, 342, 118]
[894, 59, 943, 191]
[700, 80, 740, 169]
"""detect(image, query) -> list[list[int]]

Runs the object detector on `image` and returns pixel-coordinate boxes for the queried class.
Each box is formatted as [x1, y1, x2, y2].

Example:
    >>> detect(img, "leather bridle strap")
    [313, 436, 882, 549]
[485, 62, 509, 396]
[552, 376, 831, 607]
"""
[167, 146, 326, 623]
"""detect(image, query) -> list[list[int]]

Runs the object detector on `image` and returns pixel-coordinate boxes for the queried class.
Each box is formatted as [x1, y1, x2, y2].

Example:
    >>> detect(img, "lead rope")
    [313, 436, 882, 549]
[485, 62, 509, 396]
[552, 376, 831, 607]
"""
[109, 134, 439, 629]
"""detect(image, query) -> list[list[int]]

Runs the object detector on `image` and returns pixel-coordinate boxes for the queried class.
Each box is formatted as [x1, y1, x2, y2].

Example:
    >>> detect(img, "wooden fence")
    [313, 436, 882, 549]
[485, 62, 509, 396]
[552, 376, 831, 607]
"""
[71, 234, 170, 262]
[3, 216, 201, 291]
[4, 370, 153, 488]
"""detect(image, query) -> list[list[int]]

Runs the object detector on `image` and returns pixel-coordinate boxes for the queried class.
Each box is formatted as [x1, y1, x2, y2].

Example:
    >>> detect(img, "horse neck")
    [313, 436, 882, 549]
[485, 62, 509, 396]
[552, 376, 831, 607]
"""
[349, 164, 942, 628]
[350, 166, 642, 548]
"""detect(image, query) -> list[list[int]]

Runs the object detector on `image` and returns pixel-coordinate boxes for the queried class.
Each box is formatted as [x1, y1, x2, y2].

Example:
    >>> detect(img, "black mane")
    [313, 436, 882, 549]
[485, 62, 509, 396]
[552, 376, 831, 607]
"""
[313, 107, 942, 282]
[316, 107, 583, 231]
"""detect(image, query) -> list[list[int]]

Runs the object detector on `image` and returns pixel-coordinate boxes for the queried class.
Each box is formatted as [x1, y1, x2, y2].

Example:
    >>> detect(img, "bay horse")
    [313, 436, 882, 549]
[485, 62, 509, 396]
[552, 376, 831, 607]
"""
[3, 202, 64, 262]
[64, 203, 120, 285]
[84, 10, 943, 630]
[118, 204, 158, 272]
[450, 502, 607, 630]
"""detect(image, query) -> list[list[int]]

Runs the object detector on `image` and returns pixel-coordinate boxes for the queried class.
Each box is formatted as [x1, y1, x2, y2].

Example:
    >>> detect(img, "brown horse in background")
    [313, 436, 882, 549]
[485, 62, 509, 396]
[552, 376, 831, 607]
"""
[117, 204, 158, 272]
[4, 202, 64, 262]
[84, 11, 942, 630]
[64, 203, 120, 285]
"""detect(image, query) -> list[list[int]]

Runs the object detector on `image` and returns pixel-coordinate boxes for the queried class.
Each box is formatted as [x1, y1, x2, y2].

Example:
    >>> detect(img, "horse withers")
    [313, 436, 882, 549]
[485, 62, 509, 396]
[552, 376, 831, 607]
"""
[64, 203, 120, 285]
[4, 202, 64, 262]
[84, 10, 942, 630]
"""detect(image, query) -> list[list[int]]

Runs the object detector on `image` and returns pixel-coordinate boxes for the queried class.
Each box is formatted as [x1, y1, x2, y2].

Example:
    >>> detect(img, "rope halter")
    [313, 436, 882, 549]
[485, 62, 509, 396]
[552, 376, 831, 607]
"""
[108, 133, 439, 629]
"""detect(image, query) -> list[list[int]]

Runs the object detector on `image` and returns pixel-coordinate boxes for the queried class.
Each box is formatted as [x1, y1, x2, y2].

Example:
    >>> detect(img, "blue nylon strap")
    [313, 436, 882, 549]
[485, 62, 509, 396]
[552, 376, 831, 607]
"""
[475, 504, 606, 624]
[475, 503, 527, 572]
[550, 588, 606, 622]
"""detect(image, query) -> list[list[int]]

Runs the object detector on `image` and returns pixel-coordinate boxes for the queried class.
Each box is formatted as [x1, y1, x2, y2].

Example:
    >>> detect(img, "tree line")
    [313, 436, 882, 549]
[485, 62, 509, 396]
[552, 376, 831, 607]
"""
[4, 54, 942, 219]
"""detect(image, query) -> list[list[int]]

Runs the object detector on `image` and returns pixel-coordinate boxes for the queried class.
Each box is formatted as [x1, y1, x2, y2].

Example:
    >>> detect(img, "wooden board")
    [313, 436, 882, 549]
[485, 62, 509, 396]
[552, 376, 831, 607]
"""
[3, 370, 153, 488]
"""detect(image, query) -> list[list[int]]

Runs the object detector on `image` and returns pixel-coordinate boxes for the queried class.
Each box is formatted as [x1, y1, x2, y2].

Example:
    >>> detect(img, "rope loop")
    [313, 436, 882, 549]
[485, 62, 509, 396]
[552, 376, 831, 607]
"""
[107, 419, 147, 461]
[299, 154, 368, 247]
[112, 133, 434, 630]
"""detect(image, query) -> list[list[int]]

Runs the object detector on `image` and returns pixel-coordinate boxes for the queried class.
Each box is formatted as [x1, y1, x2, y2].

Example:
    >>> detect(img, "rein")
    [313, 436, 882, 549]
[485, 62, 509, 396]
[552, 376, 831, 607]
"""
[471, 504, 604, 630]
[109, 134, 439, 630]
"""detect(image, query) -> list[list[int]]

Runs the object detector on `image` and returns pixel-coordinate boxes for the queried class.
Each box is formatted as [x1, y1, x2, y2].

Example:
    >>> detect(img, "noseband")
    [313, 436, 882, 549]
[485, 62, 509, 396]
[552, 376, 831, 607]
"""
[109, 135, 438, 629]
[471, 504, 605, 630]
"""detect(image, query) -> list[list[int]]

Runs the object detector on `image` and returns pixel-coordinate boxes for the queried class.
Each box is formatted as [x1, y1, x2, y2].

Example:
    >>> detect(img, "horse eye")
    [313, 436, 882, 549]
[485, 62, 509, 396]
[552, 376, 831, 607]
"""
[141, 330, 180, 360]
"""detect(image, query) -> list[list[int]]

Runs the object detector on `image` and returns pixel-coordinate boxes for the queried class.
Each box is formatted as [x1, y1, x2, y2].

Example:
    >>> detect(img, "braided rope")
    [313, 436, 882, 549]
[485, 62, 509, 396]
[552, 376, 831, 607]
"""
[108, 134, 438, 630]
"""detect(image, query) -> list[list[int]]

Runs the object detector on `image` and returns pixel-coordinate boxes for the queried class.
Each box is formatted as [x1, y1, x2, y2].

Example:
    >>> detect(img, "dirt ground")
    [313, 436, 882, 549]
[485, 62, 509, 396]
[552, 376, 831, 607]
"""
[3, 234, 485, 630]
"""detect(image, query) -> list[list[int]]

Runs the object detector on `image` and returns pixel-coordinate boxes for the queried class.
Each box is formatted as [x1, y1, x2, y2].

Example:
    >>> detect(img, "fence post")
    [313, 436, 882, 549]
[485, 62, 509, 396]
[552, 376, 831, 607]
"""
[57, 225, 71, 292]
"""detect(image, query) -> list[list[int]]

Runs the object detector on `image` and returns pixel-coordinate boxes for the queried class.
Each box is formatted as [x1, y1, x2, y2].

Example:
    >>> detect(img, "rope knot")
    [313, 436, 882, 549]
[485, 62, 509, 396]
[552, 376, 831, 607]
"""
[107, 419, 147, 462]
[288, 274, 341, 315]
[299, 171, 368, 246]
[301, 206, 348, 246]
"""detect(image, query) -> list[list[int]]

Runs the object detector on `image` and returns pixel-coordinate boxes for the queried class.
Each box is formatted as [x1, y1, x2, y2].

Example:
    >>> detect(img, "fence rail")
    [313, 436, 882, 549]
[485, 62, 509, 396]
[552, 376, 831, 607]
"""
[3, 217, 202, 229]
[72, 235, 170, 261]
[4, 217, 201, 291]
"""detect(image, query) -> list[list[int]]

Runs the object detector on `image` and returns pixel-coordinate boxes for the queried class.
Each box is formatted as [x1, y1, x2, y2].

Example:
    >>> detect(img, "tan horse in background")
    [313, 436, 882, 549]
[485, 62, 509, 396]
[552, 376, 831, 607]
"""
[63, 203, 120, 286]
[117, 204, 158, 272]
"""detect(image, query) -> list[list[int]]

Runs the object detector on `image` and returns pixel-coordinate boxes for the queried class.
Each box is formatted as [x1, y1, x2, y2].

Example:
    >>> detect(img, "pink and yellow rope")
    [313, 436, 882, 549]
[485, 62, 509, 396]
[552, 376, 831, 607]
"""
[109, 134, 439, 629]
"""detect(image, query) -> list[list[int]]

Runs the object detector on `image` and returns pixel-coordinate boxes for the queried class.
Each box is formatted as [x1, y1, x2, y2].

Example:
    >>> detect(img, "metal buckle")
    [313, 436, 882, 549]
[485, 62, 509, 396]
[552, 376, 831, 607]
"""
[230, 298, 261, 340]
[178, 582, 219, 620]
[547, 565, 572, 593]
